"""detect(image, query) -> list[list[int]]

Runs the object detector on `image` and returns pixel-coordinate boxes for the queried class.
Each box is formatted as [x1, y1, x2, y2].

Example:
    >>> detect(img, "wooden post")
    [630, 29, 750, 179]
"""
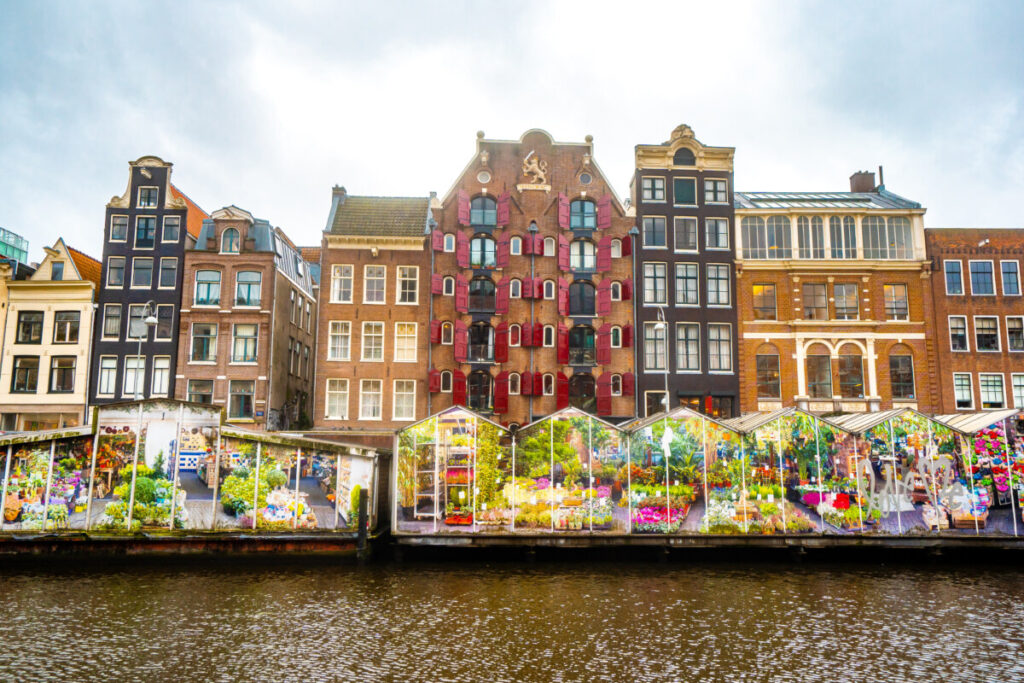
[209, 431, 222, 531]
[356, 487, 369, 563]
[84, 426, 100, 531]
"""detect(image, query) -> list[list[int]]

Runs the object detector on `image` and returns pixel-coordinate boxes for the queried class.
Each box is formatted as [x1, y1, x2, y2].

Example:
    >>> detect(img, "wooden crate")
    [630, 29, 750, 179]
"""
[951, 510, 987, 529]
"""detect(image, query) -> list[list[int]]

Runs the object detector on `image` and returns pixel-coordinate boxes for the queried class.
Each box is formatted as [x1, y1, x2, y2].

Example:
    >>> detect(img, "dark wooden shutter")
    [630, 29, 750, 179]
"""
[558, 234, 570, 271]
[493, 371, 509, 414]
[597, 235, 612, 271]
[428, 369, 440, 393]
[431, 230, 444, 251]
[596, 374, 612, 415]
[557, 278, 569, 316]
[622, 277, 633, 300]
[533, 322, 544, 347]
[496, 233, 510, 268]
[430, 319, 441, 344]
[431, 274, 443, 295]
[455, 275, 469, 312]
[621, 235, 632, 256]
[622, 371, 635, 396]
[597, 279, 611, 316]
[533, 372, 544, 397]
[521, 370, 533, 396]
[623, 324, 633, 348]
[453, 370, 467, 405]
[496, 278, 509, 314]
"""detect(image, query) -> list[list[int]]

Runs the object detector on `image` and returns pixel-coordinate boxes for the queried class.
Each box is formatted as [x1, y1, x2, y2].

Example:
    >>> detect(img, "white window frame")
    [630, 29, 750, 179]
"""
[1012, 374, 1024, 409]
[361, 321, 384, 361]
[642, 216, 667, 250]
[330, 264, 353, 303]
[610, 239, 622, 258]
[705, 218, 729, 250]
[230, 323, 259, 364]
[610, 282, 622, 301]
[162, 215, 181, 243]
[134, 216, 157, 250]
[1001, 260, 1021, 297]
[707, 323, 733, 374]
[543, 237, 556, 257]
[441, 322, 454, 345]
[510, 279, 521, 299]
[443, 234, 456, 252]
[109, 215, 128, 243]
[953, 372, 974, 410]
[150, 356, 170, 397]
[543, 280, 555, 300]
[137, 186, 159, 209]
[157, 257, 177, 290]
[106, 256, 126, 288]
[1007, 316, 1024, 353]
[672, 177, 698, 207]
[358, 379, 383, 421]
[122, 355, 145, 398]
[643, 321, 667, 373]
[440, 371, 453, 393]
[396, 266, 419, 305]
[509, 324, 521, 347]
[101, 304, 121, 341]
[510, 236, 522, 256]
[706, 263, 731, 307]
[948, 315, 969, 352]
[675, 322, 701, 373]
[325, 378, 349, 420]
[641, 176, 666, 203]
[394, 322, 418, 362]
[130, 257, 154, 289]
[943, 259, 964, 296]
[643, 262, 667, 305]
[392, 379, 417, 421]
[673, 217, 698, 253]
[443, 276, 455, 296]
[509, 373, 521, 396]
[974, 315, 1001, 352]
[363, 264, 386, 304]
[610, 374, 622, 397]
[327, 321, 351, 361]
[542, 374, 555, 396]
[704, 178, 728, 205]
[542, 325, 555, 348]
[979, 372, 1006, 410]
[969, 259, 996, 296]
[97, 356, 118, 397]
[610, 326, 622, 349]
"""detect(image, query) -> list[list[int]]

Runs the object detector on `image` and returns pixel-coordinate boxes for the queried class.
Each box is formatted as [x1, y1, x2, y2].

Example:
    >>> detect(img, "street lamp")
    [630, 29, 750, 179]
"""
[653, 307, 670, 415]
[133, 300, 158, 401]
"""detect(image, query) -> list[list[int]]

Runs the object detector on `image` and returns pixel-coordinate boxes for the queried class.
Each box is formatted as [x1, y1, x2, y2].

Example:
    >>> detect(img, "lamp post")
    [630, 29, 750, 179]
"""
[653, 307, 670, 415]
[133, 300, 158, 401]
[528, 220, 538, 423]
[654, 307, 674, 530]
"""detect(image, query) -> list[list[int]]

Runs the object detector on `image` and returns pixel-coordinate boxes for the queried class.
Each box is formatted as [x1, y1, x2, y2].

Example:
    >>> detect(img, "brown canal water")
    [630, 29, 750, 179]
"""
[0, 560, 1022, 682]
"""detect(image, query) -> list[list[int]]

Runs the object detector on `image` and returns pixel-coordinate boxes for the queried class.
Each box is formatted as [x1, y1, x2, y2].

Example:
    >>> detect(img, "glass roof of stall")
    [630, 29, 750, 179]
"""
[399, 405, 509, 434]
[521, 407, 626, 433]
[622, 406, 739, 434]
[931, 409, 1023, 436]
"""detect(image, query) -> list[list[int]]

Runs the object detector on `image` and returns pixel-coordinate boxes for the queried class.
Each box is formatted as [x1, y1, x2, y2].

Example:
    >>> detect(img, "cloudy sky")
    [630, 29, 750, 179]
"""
[1, 1, 1022, 260]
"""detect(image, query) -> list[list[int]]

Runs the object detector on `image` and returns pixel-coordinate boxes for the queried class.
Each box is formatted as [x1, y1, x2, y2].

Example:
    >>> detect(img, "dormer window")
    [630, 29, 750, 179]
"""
[470, 196, 497, 226]
[672, 148, 696, 166]
[51, 262, 64, 281]
[570, 200, 596, 229]
[138, 187, 159, 208]
[221, 228, 240, 253]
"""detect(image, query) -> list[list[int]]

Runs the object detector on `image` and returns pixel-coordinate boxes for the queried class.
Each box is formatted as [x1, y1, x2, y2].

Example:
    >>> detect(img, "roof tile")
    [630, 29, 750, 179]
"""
[329, 196, 429, 238]
[67, 246, 102, 289]
[170, 184, 210, 238]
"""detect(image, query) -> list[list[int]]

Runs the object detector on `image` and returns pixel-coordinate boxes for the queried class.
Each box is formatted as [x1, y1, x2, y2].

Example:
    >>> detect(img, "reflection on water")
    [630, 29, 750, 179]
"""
[1, 560, 1023, 682]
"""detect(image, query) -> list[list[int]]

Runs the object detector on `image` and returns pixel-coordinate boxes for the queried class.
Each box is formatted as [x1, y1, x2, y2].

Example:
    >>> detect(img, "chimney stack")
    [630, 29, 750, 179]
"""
[332, 185, 347, 204]
[849, 170, 876, 193]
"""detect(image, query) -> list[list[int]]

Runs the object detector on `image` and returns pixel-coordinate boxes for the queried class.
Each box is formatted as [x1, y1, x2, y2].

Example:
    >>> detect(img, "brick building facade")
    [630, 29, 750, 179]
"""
[428, 129, 635, 426]
[925, 228, 1024, 412]
[735, 171, 938, 414]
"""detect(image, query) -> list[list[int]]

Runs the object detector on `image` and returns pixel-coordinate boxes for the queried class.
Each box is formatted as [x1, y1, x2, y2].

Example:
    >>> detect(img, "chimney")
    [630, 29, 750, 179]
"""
[849, 170, 876, 193]
[332, 185, 347, 204]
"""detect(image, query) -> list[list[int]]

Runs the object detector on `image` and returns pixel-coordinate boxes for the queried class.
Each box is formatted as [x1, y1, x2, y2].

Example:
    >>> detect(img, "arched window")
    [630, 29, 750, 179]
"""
[542, 373, 555, 395]
[610, 374, 622, 396]
[509, 324, 521, 346]
[510, 236, 522, 255]
[441, 322, 454, 345]
[509, 373, 521, 395]
[568, 325, 596, 364]
[887, 216, 913, 259]
[755, 345, 781, 399]
[611, 239, 622, 258]
[610, 281, 622, 301]
[766, 216, 792, 258]
[570, 239, 596, 270]
[805, 343, 832, 399]
[509, 279, 522, 298]
[470, 196, 497, 226]
[468, 370, 492, 411]
[741, 216, 791, 260]
[470, 235, 496, 267]
[468, 323, 494, 362]
[543, 237, 556, 256]
[797, 216, 825, 259]
[829, 216, 857, 259]
[610, 326, 622, 348]
[569, 281, 596, 315]
[570, 200, 596, 229]
[838, 344, 865, 398]
[443, 234, 456, 252]
[741, 216, 766, 259]
[673, 147, 696, 166]
[469, 277, 496, 312]
[569, 373, 596, 412]
[543, 279, 556, 300]
[221, 228, 240, 253]
[443, 276, 455, 296]
[543, 325, 555, 347]
[440, 370, 453, 393]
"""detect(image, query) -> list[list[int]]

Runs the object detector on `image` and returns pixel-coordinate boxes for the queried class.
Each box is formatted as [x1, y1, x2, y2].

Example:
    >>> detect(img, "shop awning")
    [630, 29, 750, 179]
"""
[220, 425, 380, 457]
[824, 408, 910, 436]
[931, 409, 1023, 436]
[0, 424, 94, 448]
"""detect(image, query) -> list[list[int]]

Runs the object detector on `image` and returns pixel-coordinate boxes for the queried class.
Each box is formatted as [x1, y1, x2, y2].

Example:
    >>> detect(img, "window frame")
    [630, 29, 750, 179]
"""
[673, 216, 698, 253]
[106, 256, 126, 288]
[672, 177, 698, 207]
[330, 264, 354, 304]
[394, 322, 418, 363]
[361, 321, 385, 361]
[162, 215, 181, 243]
[155, 304, 174, 341]
[227, 379, 255, 420]
[130, 257, 154, 289]
[1013, 374, 1024, 409]
[755, 353, 782, 399]
[979, 372, 1006, 410]
[358, 379, 384, 421]
[703, 178, 728, 205]
[97, 356, 118, 397]
[324, 378, 349, 420]
[675, 322, 700, 373]
[443, 234, 455, 253]
[102, 304, 122, 341]
[48, 355, 77, 393]
[705, 264, 731, 307]
[443, 276, 455, 296]
[234, 270, 262, 307]
[15, 311, 43, 345]
[707, 323, 733, 373]
[10, 356, 40, 393]
[833, 283, 860, 321]
[643, 262, 667, 306]
[953, 372, 974, 410]
[137, 186, 159, 209]
[643, 321, 667, 373]
[150, 356, 170, 397]
[969, 259, 996, 296]
[674, 263, 699, 307]
[542, 325, 555, 348]
[642, 216, 667, 249]
[134, 216, 157, 249]
[220, 228, 240, 254]
[705, 218, 729, 250]
[230, 323, 259, 364]
[189, 322, 218, 363]
[889, 355, 916, 400]
[944, 260, 964, 296]
[1006, 316, 1024, 352]
[640, 176, 666, 203]
[1001, 260, 1021, 297]
[974, 315, 1001, 352]
[52, 310, 80, 344]
[122, 355, 145, 398]
[327, 321, 352, 361]
[392, 379, 417, 421]
[397, 265, 419, 305]
[109, 215, 128, 243]
[363, 265, 386, 304]
[948, 315, 969, 352]
[509, 236, 522, 256]
[187, 379, 214, 405]
[194, 269, 222, 307]
[883, 283, 909, 321]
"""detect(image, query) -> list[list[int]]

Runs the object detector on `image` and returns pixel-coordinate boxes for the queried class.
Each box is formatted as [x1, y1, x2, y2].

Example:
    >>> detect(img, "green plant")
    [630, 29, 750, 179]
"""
[266, 469, 288, 489]
[350, 484, 362, 516]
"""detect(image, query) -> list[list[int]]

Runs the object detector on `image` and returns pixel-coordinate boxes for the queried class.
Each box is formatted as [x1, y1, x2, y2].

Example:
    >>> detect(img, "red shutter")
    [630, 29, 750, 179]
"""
[622, 371, 635, 396]
[557, 278, 569, 316]
[431, 274, 443, 295]
[623, 324, 633, 348]
[496, 277, 509, 314]
[429, 369, 441, 393]
[495, 322, 509, 363]
[453, 370, 467, 405]
[430, 319, 441, 344]
[533, 372, 544, 397]
[597, 235, 612, 271]
[522, 234, 533, 255]
[520, 322, 532, 347]
[596, 194, 612, 230]
[622, 277, 633, 300]
[622, 235, 632, 256]
[455, 275, 469, 312]
[454, 320, 468, 362]
[496, 233, 510, 268]
[597, 279, 611, 316]
[596, 323, 611, 365]
[532, 278, 542, 300]
[557, 324, 568, 364]
[558, 234, 570, 271]
[521, 371, 533, 396]
[520, 276, 532, 299]
[496, 192, 510, 226]
[534, 323, 544, 347]
[557, 192, 570, 229]
[457, 190, 470, 226]
[456, 231, 470, 268]
[494, 371, 509, 414]
[556, 372, 569, 409]
[431, 230, 444, 251]
[597, 374, 612, 415]
[537, 234, 546, 256]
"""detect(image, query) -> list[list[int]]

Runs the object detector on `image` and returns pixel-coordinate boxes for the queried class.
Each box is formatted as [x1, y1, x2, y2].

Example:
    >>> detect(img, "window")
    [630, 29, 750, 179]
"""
[645, 391, 668, 416]
[443, 234, 455, 252]
[228, 381, 254, 419]
[570, 200, 596, 229]
[1014, 375, 1024, 408]
[568, 281, 596, 316]
[396, 266, 418, 304]
[968, 261, 995, 295]
[359, 379, 383, 420]
[704, 179, 727, 204]
[675, 263, 698, 306]
[610, 374, 622, 396]
[976, 317, 1000, 351]
[643, 263, 667, 304]
[123, 356, 145, 397]
[834, 284, 859, 320]
[797, 216, 825, 259]
[131, 257, 153, 288]
[221, 228, 240, 253]
[610, 326, 622, 347]
[16, 311, 42, 344]
[441, 322, 454, 345]
[644, 322, 667, 371]
[543, 237, 556, 256]
[97, 357, 117, 396]
[752, 284, 776, 320]
[470, 196, 496, 226]
[543, 325, 555, 347]
[675, 323, 699, 372]
[155, 305, 173, 340]
[641, 177, 665, 202]
[138, 187, 158, 208]
[740, 216, 791, 259]
[949, 316, 968, 351]
[135, 217, 156, 248]
[884, 284, 909, 321]
[706, 218, 729, 249]
[231, 324, 258, 362]
[509, 236, 522, 256]
[863, 216, 913, 259]
[102, 305, 121, 340]
[889, 356, 915, 399]
[954, 373, 973, 409]
[155, 257, 176, 289]
[980, 374, 1006, 409]
[470, 236, 496, 267]
[325, 379, 349, 419]
[364, 265, 385, 303]
[673, 148, 695, 166]
[187, 379, 213, 404]
[673, 178, 697, 206]
[362, 322, 384, 361]
[151, 357, 170, 396]
[11, 357, 39, 393]
[838, 354, 864, 398]
[162, 216, 181, 242]
[756, 353, 781, 398]
[53, 311, 79, 343]
[393, 380, 416, 420]
[110, 215, 128, 242]
[107, 256, 125, 286]
[673, 217, 697, 252]
[509, 373, 521, 395]
[806, 355, 832, 398]
[395, 322, 417, 362]
[290, 290, 298, 323]
[569, 373, 596, 412]
[568, 325, 596, 365]
[802, 283, 827, 320]
[443, 277, 455, 296]
[510, 279, 522, 298]
[440, 371, 452, 393]
[51, 262, 64, 281]
[331, 265, 353, 303]
[195, 270, 221, 306]
[643, 217, 666, 248]
[470, 277, 497, 311]
[708, 324, 732, 372]
[509, 324, 521, 347]
[328, 322, 351, 360]
[304, 346, 311, 380]
[706, 264, 730, 306]
[829, 216, 857, 259]
[570, 240, 596, 270]
[542, 374, 555, 396]
[610, 282, 622, 301]
[944, 261, 963, 295]
[1008, 317, 1024, 351]
[1002, 261, 1021, 296]
[543, 280, 555, 300]
[288, 338, 296, 375]
[190, 323, 217, 361]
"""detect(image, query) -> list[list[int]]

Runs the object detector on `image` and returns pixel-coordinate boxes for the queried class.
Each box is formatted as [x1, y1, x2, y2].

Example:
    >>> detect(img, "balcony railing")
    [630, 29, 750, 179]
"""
[569, 347, 596, 365]
[468, 344, 494, 362]
[468, 295, 495, 313]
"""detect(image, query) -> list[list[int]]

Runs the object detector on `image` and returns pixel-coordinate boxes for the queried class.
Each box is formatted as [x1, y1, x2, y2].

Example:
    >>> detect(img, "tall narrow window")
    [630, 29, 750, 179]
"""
[675, 323, 700, 372]
[53, 311, 80, 343]
[673, 178, 696, 206]
[159, 258, 177, 288]
[328, 321, 351, 360]
[1007, 317, 1024, 351]
[884, 284, 909, 320]
[51, 262, 64, 281]
[394, 322, 417, 362]
[362, 322, 384, 361]
[643, 322, 667, 371]
[232, 324, 258, 362]
[131, 257, 153, 288]
[802, 283, 828, 320]
[829, 216, 856, 258]
[570, 200, 596, 228]
[838, 354, 864, 398]
[953, 373, 973, 409]
[673, 217, 697, 251]
[123, 356, 145, 397]
[135, 217, 156, 248]
[752, 284, 776, 320]
[834, 284, 859, 320]
[331, 265, 353, 303]
[326, 379, 349, 419]
[16, 311, 43, 344]
[756, 353, 781, 398]
[806, 355, 832, 398]
[110, 215, 128, 242]
[741, 217, 767, 259]
[675, 264, 698, 305]
[107, 256, 125, 287]
[797, 216, 825, 259]
[970, 261, 995, 295]
[155, 305, 174, 340]
[1002, 261, 1021, 296]
[162, 216, 181, 242]
[949, 316, 968, 351]
[11, 357, 39, 393]
[191, 323, 218, 362]
[470, 196, 497, 226]
[393, 380, 416, 420]
[643, 263, 667, 304]
[103, 305, 122, 339]
[151, 357, 170, 396]
[195, 270, 221, 306]
[979, 374, 1006, 409]
[470, 236, 496, 267]
[570, 240, 596, 270]
[221, 228, 240, 253]
[364, 265, 385, 303]
[397, 266, 418, 304]
[706, 264, 730, 306]
[49, 357, 75, 393]
[98, 357, 117, 396]
[643, 217, 666, 248]
[708, 324, 732, 372]
[944, 260, 963, 295]
[228, 381, 254, 419]
[705, 218, 728, 249]
[138, 187, 158, 208]
[766, 216, 792, 258]
[641, 177, 665, 202]
[975, 317, 999, 351]
[889, 356, 915, 399]
[359, 379, 383, 420]
[235, 271, 262, 306]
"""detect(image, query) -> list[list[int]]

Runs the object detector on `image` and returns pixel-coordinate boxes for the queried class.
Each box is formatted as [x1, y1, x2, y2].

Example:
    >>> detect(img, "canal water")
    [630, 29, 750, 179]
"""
[1, 559, 1022, 682]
